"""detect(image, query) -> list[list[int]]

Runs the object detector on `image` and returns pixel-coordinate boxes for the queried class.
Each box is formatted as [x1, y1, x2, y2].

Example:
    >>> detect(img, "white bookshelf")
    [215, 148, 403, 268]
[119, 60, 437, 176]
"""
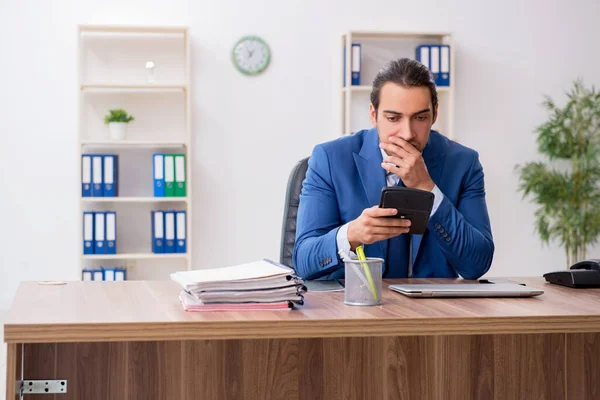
[82, 253, 189, 261]
[80, 140, 187, 148]
[341, 30, 455, 140]
[81, 197, 189, 204]
[77, 25, 192, 280]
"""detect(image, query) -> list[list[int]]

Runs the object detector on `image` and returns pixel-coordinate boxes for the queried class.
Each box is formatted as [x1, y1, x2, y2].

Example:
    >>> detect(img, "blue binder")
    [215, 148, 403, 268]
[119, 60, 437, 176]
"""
[94, 212, 106, 254]
[151, 211, 165, 253]
[92, 269, 104, 281]
[82, 268, 93, 281]
[103, 268, 116, 281]
[416, 44, 433, 79]
[439, 45, 450, 86]
[83, 211, 95, 254]
[164, 211, 176, 253]
[343, 43, 362, 86]
[115, 268, 126, 281]
[416, 44, 450, 87]
[175, 211, 187, 253]
[351, 43, 361, 86]
[153, 154, 165, 197]
[91, 155, 104, 197]
[103, 155, 119, 197]
[105, 211, 117, 255]
[82, 155, 92, 197]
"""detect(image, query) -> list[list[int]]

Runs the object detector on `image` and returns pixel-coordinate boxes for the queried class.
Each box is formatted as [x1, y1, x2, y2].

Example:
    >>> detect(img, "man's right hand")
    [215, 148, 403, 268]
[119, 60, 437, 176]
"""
[347, 206, 411, 251]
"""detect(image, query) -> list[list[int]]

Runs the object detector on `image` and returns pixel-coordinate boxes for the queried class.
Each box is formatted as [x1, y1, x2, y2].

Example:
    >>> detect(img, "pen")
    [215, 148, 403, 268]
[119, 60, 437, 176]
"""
[355, 245, 379, 302]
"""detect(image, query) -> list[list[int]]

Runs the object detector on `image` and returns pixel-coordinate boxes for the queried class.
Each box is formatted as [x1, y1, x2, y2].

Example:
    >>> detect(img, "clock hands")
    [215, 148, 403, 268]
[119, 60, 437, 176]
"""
[233, 36, 269, 75]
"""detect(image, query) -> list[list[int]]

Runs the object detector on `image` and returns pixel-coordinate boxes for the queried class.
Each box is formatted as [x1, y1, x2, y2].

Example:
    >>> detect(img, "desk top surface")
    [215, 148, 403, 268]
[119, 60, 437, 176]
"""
[4, 277, 600, 343]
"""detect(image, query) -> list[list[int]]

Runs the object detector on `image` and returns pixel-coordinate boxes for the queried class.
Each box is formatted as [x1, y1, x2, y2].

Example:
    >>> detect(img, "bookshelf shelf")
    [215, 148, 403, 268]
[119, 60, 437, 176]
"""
[78, 24, 187, 34]
[78, 25, 192, 280]
[80, 140, 187, 148]
[82, 253, 188, 261]
[81, 197, 188, 204]
[81, 84, 187, 92]
[340, 30, 455, 140]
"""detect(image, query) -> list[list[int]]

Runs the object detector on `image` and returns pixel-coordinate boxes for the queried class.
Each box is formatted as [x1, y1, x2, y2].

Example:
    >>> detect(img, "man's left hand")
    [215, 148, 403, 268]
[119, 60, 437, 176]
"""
[380, 137, 435, 191]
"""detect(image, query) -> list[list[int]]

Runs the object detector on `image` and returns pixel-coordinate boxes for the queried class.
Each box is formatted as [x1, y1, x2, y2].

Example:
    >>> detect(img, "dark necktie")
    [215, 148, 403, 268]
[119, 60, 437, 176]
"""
[383, 177, 411, 278]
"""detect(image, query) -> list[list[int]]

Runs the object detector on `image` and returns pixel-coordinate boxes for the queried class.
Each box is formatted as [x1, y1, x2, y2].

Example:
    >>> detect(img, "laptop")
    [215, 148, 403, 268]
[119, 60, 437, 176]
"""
[389, 283, 544, 298]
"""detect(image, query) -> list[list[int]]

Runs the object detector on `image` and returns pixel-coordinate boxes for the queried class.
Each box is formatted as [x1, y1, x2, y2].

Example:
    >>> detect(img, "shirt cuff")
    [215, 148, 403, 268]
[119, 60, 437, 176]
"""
[430, 184, 445, 216]
[336, 222, 357, 259]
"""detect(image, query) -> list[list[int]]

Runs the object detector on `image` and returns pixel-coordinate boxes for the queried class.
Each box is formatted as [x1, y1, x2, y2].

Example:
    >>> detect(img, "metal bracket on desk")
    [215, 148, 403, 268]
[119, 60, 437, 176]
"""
[18, 380, 67, 395]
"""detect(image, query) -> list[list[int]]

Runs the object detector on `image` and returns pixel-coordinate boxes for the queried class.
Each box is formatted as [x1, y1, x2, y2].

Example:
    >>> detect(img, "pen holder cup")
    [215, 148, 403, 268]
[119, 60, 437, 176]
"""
[344, 258, 383, 306]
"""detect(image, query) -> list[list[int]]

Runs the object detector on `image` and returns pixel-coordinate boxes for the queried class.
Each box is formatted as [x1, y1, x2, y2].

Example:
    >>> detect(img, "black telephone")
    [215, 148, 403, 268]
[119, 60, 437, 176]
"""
[543, 259, 600, 288]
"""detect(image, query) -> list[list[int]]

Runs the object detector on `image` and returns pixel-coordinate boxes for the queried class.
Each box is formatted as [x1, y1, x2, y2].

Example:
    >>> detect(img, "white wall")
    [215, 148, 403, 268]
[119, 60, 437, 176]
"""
[1, 0, 599, 309]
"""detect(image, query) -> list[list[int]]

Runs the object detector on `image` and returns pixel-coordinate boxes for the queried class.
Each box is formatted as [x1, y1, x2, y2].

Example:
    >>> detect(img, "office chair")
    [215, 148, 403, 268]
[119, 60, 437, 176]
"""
[280, 156, 310, 269]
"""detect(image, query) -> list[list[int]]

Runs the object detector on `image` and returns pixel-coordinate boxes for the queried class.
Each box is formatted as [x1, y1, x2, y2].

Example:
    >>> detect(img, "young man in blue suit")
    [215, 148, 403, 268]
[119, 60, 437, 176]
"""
[293, 58, 494, 280]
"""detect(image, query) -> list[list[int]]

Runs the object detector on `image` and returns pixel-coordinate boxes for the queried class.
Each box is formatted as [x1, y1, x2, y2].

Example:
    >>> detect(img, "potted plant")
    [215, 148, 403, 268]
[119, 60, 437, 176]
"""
[515, 80, 600, 268]
[104, 109, 135, 140]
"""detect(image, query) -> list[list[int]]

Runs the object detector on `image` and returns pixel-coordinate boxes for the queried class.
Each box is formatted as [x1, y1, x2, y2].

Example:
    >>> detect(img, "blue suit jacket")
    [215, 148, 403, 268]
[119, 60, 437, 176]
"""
[292, 128, 494, 280]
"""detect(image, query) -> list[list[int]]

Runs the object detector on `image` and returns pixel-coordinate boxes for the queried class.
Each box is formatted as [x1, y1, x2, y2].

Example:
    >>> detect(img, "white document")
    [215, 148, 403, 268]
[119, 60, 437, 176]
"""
[175, 155, 185, 184]
[83, 213, 94, 242]
[430, 45, 440, 73]
[92, 156, 103, 186]
[176, 212, 186, 240]
[154, 154, 164, 180]
[154, 211, 164, 239]
[351, 44, 361, 73]
[441, 46, 450, 73]
[171, 260, 293, 285]
[104, 269, 115, 281]
[104, 155, 114, 185]
[95, 212, 105, 241]
[106, 212, 116, 241]
[420, 46, 430, 69]
[82, 156, 91, 185]
[165, 212, 175, 240]
[165, 156, 175, 184]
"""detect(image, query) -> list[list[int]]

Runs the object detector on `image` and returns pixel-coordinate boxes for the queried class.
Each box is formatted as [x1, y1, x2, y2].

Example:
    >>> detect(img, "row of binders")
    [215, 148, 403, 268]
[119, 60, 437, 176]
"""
[152, 210, 187, 253]
[83, 211, 117, 254]
[154, 154, 186, 197]
[171, 259, 305, 311]
[82, 267, 126, 281]
[416, 44, 450, 87]
[82, 154, 118, 197]
[343, 43, 451, 87]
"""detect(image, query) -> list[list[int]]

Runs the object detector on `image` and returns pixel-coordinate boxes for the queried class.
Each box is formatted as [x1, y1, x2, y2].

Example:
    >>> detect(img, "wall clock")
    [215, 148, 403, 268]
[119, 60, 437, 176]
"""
[232, 35, 271, 76]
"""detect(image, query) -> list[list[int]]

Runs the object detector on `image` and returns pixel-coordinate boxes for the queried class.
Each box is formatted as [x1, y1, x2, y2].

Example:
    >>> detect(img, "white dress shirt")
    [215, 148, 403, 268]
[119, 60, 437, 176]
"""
[336, 148, 444, 257]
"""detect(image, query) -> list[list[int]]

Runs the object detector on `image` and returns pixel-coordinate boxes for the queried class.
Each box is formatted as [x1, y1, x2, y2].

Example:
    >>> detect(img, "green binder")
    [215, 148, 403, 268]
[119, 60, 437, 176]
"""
[174, 154, 186, 197]
[164, 155, 175, 197]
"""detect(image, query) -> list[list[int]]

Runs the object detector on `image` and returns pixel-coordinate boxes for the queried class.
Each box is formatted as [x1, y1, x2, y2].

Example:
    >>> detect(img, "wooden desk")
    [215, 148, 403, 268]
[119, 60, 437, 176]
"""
[4, 278, 600, 399]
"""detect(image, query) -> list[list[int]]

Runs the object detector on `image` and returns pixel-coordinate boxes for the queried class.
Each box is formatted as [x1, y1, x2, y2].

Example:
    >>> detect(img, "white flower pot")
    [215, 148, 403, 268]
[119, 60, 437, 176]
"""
[108, 122, 128, 140]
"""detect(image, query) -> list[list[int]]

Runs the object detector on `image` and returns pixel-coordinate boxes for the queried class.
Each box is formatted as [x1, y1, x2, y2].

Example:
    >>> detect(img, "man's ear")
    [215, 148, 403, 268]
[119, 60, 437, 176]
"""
[432, 103, 439, 125]
[370, 104, 377, 127]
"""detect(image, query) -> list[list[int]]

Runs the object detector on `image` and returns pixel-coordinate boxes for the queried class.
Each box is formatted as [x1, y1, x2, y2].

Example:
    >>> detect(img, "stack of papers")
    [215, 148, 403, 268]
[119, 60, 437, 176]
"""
[171, 259, 306, 311]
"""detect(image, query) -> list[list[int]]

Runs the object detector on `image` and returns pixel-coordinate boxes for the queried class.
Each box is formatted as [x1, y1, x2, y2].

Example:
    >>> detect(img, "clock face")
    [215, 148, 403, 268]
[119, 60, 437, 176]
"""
[232, 36, 271, 76]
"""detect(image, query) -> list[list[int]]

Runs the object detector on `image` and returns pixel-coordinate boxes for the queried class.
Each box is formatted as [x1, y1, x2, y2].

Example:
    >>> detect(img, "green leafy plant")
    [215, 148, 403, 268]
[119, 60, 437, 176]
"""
[515, 80, 600, 267]
[104, 109, 135, 124]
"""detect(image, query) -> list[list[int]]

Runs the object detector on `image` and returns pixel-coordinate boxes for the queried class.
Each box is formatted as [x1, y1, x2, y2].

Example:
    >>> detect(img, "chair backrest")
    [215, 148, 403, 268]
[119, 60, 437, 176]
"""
[280, 157, 310, 268]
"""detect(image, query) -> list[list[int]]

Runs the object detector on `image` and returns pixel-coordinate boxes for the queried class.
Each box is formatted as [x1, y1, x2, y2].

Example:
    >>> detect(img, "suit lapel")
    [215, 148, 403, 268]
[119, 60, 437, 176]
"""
[353, 128, 387, 257]
[412, 131, 446, 266]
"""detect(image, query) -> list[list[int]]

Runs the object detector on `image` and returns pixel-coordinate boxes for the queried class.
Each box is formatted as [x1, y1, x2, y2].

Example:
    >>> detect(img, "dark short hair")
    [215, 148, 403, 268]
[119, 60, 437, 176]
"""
[370, 58, 438, 116]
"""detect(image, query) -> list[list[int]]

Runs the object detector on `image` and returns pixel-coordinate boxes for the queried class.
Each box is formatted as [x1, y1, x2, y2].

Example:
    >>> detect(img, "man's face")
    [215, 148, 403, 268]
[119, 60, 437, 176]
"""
[370, 82, 438, 153]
